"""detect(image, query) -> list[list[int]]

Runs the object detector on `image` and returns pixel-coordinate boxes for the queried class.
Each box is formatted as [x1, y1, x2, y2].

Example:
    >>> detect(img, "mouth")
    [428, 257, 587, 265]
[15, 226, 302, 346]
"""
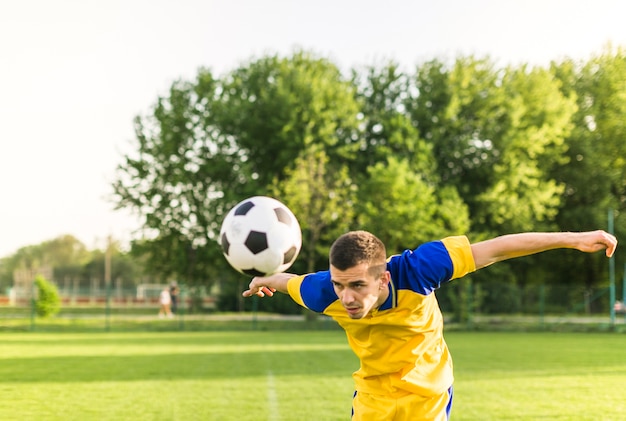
[345, 307, 361, 316]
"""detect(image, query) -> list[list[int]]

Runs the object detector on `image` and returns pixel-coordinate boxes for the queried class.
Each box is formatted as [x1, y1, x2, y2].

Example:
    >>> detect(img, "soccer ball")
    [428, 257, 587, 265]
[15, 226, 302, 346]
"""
[219, 196, 302, 277]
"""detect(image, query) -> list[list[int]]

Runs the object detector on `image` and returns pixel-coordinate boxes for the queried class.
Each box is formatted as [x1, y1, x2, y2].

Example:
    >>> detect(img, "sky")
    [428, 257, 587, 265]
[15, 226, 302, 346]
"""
[1, 0, 626, 257]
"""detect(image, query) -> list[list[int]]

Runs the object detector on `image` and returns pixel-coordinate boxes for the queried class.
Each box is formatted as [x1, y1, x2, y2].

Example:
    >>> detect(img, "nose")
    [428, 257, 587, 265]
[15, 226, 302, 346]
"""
[341, 289, 355, 305]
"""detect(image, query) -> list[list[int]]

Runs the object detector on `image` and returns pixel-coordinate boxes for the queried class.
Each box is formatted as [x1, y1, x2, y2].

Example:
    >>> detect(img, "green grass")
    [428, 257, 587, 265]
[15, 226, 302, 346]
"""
[0, 331, 354, 421]
[0, 331, 625, 420]
[449, 332, 626, 420]
[0, 309, 343, 333]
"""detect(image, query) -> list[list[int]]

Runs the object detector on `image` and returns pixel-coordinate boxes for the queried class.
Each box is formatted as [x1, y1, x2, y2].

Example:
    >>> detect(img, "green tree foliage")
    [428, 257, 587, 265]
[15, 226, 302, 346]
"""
[271, 148, 357, 272]
[350, 62, 471, 253]
[408, 57, 575, 235]
[34, 275, 60, 318]
[549, 46, 626, 288]
[215, 51, 362, 186]
[553, 47, 626, 231]
[406, 56, 582, 297]
[82, 247, 145, 289]
[114, 51, 362, 288]
[473, 65, 575, 233]
[111, 49, 626, 314]
[114, 70, 241, 285]
[357, 156, 469, 254]
[408, 57, 502, 191]
[0, 236, 144, 293]
[351, 62, 435, 176]
[2, 235, 89, 271]
[0, 235, 89, 291]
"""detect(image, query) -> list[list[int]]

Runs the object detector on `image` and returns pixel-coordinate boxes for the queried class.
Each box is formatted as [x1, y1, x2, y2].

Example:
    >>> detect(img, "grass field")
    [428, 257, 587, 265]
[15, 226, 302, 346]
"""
[1, 330, 625, 420]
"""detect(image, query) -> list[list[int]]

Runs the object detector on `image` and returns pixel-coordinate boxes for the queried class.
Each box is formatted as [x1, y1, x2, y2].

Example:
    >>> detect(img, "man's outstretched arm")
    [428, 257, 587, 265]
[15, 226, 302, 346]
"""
[242, 272, 297, 298]
[471, 230, 617, 270]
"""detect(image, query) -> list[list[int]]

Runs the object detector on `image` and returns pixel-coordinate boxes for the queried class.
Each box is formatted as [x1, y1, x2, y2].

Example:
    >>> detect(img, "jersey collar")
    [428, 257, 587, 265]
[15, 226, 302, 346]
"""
[377, 276, 397, 311]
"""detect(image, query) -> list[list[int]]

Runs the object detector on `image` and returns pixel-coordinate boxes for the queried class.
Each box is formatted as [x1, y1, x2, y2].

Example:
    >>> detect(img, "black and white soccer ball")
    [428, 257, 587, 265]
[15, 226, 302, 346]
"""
[219, 196, 302, 277]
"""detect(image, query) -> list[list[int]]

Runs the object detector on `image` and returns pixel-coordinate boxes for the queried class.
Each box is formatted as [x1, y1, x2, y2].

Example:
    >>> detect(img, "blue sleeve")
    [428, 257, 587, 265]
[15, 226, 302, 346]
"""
[298, 271, 338, 313]
[387, 240, 454, 295]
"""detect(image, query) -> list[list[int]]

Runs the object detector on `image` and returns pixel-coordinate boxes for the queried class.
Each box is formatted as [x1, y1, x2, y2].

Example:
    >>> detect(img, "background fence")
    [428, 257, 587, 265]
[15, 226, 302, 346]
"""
[1, 282, 625, 333]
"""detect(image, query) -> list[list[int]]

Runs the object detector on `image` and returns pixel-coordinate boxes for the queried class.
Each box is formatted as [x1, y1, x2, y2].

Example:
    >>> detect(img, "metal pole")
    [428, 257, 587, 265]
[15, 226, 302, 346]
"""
[178, 285, 185, 331]
[252, 295, 258, 330]
[609, 209, 616, 325]
[30, 274, 36, 332]
[105, 236, 112, 332]
[539, 284, 545, 325]
[465, 281, 472, 328]
[623, 263, 626, 322]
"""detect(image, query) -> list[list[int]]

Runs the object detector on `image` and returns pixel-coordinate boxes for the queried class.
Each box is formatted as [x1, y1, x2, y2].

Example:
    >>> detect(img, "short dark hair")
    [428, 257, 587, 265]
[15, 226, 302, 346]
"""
[329, 231, 387, 276]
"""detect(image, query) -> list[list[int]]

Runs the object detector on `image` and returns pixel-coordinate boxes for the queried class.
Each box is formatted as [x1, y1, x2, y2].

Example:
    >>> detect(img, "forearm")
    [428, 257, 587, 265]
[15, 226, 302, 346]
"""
[259, 272, 296, 294]
[471, 230, 617, 270]
[242, 272, 298, 297]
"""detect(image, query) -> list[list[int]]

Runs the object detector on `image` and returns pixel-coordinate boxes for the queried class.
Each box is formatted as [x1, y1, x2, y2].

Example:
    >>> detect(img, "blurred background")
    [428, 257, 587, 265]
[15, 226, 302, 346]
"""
[1, 0, 626, 331]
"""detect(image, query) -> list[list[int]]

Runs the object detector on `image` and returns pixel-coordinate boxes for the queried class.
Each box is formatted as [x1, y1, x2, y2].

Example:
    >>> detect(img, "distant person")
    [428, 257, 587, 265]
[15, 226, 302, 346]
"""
[243, 229, 617, 420]
[158, 286, 173, 318]
[169, 282, 180, 314]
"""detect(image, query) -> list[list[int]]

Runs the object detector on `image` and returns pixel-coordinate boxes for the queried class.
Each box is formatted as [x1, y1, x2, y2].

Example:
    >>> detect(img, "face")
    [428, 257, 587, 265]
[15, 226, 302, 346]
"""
[330, 262, 390, 319]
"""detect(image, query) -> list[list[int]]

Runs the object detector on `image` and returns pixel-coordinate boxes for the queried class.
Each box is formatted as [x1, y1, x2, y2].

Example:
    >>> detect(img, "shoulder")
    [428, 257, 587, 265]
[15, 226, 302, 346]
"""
[288, 271, 337, 313]
[387, 236, 473, 293]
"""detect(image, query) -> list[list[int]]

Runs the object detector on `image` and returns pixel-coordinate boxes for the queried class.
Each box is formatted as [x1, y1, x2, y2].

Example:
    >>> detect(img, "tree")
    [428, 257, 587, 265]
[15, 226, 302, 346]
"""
[113, 51, 362, 288]
[408, 57, 503, 192]
[82, 244, 146, 290]
[272, 148, 357, 273]
[357, 156, 469, 254]
[0, 235, 91, 291]
[406, 55, 583, 311]
[3, 235, 89, 269]
[349, 62, 471, 252]
[215, 51, 362, 188]
[408, 57, 575, 236]
[114, 71, 230, 252]
[472, 64, 575, 234]
[550, 47, 626, 289]
[112, 49, 624, 315]
[351, 62, 435, 177]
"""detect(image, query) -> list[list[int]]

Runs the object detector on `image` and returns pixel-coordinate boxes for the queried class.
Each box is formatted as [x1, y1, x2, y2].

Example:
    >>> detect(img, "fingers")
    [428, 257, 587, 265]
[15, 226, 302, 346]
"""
[256, 286, 275, 297]
[259, 287, 277, 297]
[605, 237, 617, 258]
[595, 231, 618, 258]
[261, 286, 276, 296]
[242, 284, 276, 298]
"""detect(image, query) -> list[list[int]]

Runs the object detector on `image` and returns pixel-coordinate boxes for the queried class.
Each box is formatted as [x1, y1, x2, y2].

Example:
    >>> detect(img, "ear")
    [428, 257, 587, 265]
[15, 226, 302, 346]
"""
[379, 271, 391, 289]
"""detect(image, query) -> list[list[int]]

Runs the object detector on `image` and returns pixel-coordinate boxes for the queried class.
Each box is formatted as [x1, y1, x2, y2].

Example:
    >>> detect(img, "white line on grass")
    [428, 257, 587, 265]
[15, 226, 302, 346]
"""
[267, 370, 280, 421]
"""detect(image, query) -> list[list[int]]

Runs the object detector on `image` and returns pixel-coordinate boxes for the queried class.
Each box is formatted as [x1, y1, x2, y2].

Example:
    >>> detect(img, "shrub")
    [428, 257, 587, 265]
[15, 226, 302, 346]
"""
[34, 275, 61, 318]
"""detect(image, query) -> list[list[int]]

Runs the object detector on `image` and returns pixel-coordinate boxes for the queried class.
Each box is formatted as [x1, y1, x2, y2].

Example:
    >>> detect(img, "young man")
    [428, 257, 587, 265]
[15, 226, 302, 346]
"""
[242, 230, 617, 420]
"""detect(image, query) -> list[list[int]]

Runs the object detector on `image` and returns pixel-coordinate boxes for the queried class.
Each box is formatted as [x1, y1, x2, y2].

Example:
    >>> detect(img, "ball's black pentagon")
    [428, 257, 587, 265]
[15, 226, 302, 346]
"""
[283, 246, 297, 264]
[245, 230, 268, 254]
[242, 268, 266, 277]
[221, 232, 230, 255]
[234, 200, 255, 216]
[273, 207, 292, 226]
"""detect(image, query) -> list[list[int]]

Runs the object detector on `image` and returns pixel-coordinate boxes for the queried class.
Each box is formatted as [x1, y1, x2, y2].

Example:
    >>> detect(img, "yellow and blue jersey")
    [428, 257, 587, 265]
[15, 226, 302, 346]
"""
[287, 236, 476, 398]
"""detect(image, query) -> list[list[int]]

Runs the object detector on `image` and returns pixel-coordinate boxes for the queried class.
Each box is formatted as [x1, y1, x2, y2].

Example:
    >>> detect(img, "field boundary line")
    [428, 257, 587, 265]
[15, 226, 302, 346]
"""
[267, 370, 279, 421]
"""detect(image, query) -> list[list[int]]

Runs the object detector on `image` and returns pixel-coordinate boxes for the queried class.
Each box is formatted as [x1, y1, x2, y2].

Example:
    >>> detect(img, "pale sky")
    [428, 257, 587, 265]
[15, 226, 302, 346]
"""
[1, 0, 625, 257]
